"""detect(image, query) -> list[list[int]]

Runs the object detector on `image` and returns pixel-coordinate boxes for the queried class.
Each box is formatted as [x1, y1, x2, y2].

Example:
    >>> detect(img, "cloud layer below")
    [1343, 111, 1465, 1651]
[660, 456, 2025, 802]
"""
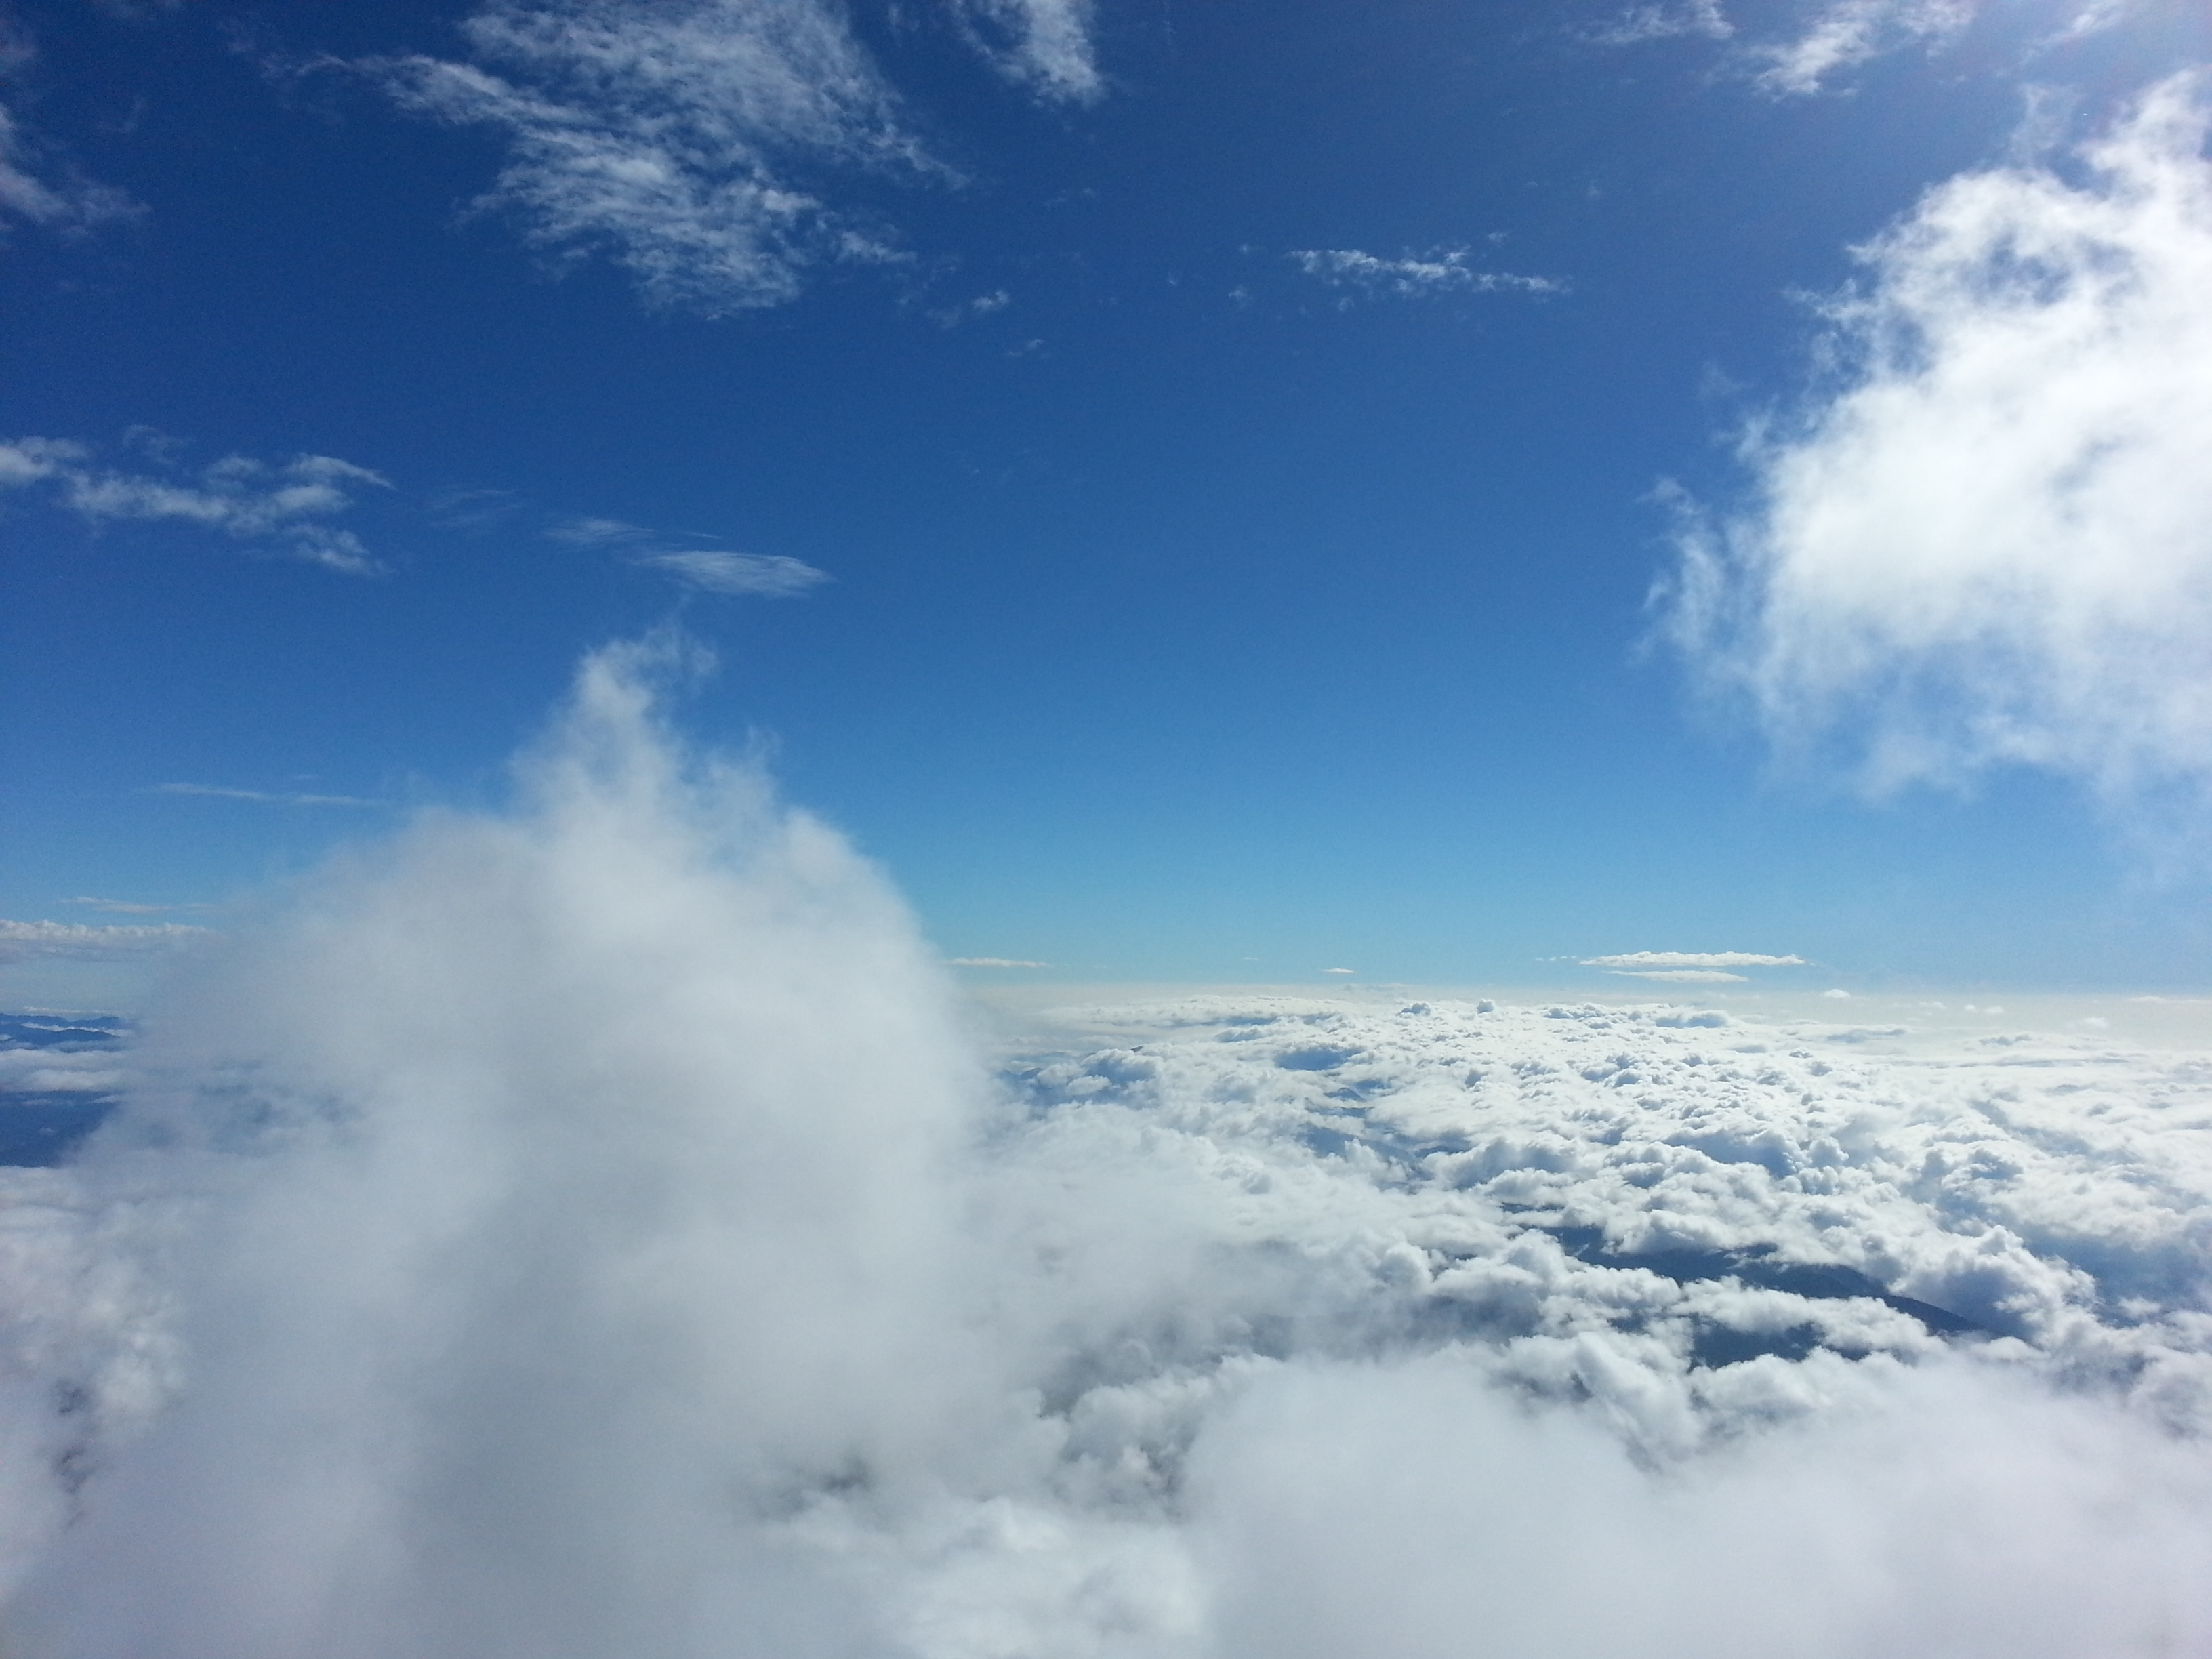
[1665, 74, 2212, 826]
[1, 643, 2207, 1656]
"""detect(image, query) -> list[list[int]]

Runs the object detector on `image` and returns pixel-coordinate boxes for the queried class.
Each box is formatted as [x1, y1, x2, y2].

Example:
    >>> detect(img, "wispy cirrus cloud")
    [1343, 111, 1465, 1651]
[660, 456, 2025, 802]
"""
[359, 0, 1099, 316]
[0, 918, 206, 964]
[0, 19, 142, 235]
[949, 0, 1103, 103]
[337, 0, 1116, 314]
[1593, 0, 2135, 95]
[947, 956, 1049, 968]
[1662, 74, 2212, 832]
[1748, 0, 1973, 96]
[0, 435, 390, 573]
[150, 783, 382, 808]
[546, 514, 653, 548]
[639, 550, 830, 597]
[544, 514, 829, 597]
[1290, 247, 1563, 300]
[1586, 0, 1732, 47]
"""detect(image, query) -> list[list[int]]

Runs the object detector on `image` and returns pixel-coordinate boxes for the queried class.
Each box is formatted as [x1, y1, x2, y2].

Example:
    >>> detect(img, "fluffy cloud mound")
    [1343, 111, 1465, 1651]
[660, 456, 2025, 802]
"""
[1667, 74, 2212, 818]
[1, 644, 2208, 1656]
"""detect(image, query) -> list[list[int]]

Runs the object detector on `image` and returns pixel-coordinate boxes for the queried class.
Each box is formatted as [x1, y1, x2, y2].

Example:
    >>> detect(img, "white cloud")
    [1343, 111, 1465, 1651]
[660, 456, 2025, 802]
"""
[1322, 967, 1357, 975]
[351, 0, 1112, 312]
[1750, 0, 1974, 96]
[363, 0, 958, 315]
[947, 957, 1049, 968]
[1611, 968, 1748, 982]
[1589, 1, 1733, 47]
[0, 22, 142, 234]
[1582, 951, 1809, 968]
[1291, 247, 1563, 298]
[1597, 1, 2138, 95]
[1664, 74, 2212, 823]
[151, 783, 380, 808]
[0, 437, 390, 573]
[949, 0, 1103, 103]
[639, 548, 830, 596]
[544, 514, 651, 547]
[5, 644, 2209, 1653]
[0, 920, 205, 964]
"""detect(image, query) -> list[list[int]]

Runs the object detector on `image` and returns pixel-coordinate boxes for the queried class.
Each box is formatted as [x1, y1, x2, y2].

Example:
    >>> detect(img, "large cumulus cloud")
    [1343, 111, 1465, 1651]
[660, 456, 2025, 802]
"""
[1666, 73, 2212, 824]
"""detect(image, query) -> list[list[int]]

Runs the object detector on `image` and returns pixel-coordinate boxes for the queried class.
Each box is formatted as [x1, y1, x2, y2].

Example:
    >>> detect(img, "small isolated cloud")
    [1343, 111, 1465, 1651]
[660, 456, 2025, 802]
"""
[1750, 0, 1973, 96]
[426, 487, 526, 531]
[546, 516, 653, 548]
[1611, 968, 1748, 983]
[947, 957, 1049, 968]
[638, 550, 829, 598]
[0, 20, 142, 234]
[0, 918, 206, 964]
[1824, 987, 1854, 998]
[1589, 1, 1733, 46]
[1322, 967, 1357, 975]
[1662, 75, 2212, 828]
[1291, 247, 1562, 299]
[1580, 951, 1809, 968]
[0, 436, 390, 573]
[929, 288, 1011, 328]
[949, 0, 1102, 102]
[151, 783, 380, 808]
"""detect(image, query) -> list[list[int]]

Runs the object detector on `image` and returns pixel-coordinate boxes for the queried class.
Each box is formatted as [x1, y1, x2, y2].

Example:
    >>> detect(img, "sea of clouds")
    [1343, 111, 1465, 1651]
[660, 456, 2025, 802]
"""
[1, 641, 2209, 1658]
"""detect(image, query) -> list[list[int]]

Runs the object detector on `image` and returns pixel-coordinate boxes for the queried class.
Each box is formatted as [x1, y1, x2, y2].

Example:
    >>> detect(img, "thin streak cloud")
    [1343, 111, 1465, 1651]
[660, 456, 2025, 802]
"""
[151, 783, 380, 808]
[1291, 247, 1562, 299]
[1581, 952, 1809, 968]
[638, 550, 830, 597]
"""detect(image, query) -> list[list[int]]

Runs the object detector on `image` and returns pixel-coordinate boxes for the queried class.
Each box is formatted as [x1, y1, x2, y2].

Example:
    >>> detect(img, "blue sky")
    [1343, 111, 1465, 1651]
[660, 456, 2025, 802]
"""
[4, 0, 2210, 1000]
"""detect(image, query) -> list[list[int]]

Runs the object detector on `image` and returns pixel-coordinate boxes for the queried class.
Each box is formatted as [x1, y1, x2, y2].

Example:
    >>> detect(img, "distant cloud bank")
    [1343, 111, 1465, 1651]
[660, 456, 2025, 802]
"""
[0, 918, 205, 964]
